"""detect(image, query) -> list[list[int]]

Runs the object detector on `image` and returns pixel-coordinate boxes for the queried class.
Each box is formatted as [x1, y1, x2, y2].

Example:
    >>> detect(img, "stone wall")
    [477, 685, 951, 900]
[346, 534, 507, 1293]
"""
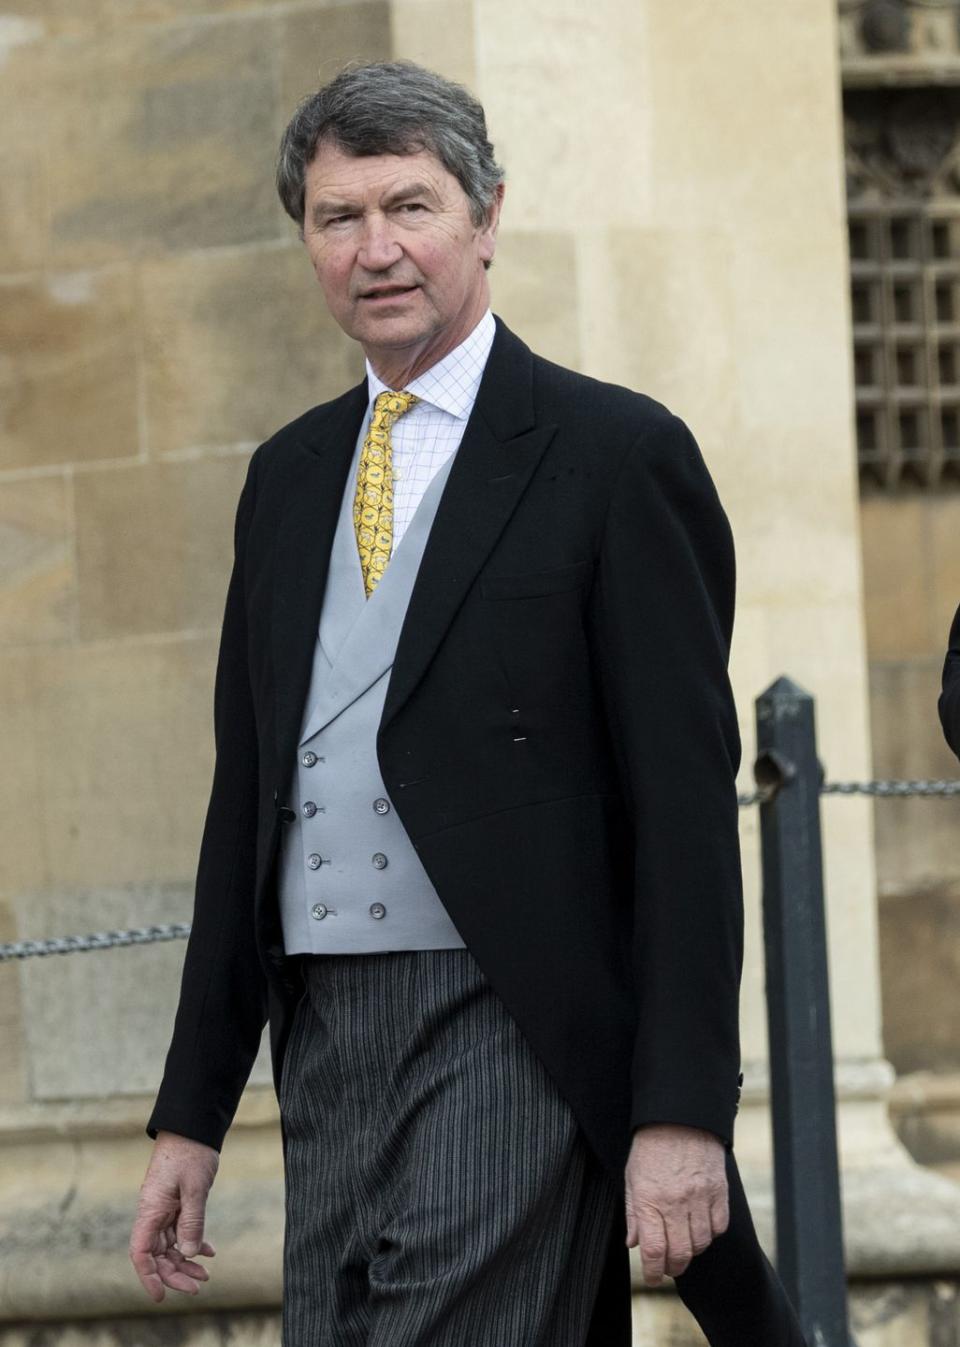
[838, 0, 960, 1163]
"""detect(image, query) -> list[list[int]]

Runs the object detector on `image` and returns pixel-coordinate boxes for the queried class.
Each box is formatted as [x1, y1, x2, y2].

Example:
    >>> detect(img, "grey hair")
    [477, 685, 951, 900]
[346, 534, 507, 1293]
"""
[276, 61, 505, 233]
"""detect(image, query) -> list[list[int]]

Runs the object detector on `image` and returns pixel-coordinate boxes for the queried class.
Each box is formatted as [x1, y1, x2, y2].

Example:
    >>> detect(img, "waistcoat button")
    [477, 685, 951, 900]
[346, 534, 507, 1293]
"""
[369, 902, 386, 919]
[373, 797, 390, 815]
[302, 801, 318, 818]
[307, 853, 322, 870]
[311, 903, 327, 920]
[372, 852, 388, 869]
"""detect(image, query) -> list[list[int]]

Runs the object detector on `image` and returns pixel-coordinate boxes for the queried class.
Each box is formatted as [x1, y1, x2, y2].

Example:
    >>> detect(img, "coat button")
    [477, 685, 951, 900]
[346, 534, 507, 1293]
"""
[307, 853, 322, 870]
[302, 801, 318, 818]
[373, 797, 390, 815]
[311, 903, 327, 920]
[372, 852, 388, 869]
[302, 752, 318, 768]
[369, 902, 386, 919]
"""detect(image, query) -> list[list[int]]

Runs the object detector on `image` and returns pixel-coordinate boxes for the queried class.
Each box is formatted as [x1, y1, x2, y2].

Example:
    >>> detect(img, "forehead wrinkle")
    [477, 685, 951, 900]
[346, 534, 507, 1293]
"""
[312, 176, 443, 212]
[307, 148, 451, 202]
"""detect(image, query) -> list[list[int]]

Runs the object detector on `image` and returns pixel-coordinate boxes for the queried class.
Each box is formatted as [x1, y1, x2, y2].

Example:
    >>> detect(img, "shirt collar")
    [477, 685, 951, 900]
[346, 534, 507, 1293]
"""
[364, 309, 496, 420]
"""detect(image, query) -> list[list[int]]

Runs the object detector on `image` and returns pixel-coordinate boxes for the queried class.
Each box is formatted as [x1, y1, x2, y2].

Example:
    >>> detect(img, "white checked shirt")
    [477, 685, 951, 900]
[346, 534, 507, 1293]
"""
[359, 309, 496, 550]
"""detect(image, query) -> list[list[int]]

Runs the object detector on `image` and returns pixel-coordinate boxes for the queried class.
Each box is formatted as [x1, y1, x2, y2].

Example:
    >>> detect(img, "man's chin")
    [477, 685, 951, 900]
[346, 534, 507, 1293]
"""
[350, 311, 436, 351]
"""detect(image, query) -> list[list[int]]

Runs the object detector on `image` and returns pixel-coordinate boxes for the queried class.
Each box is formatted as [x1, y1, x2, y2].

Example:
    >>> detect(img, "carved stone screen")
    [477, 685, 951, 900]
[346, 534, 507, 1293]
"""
[846, 88, 960, 490]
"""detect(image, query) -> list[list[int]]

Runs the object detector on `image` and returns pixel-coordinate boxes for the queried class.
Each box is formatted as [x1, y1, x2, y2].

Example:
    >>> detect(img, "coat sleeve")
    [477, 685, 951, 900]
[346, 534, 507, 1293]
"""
[592, 410, 744, 1147]
[146, 446, 269, 1153]
[940, 605, 960, 760]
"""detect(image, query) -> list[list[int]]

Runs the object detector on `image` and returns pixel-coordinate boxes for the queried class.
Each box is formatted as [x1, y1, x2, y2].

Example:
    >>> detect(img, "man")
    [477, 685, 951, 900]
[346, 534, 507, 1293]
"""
[130, 61, 805, 1346]
[941, 607, 960, 757]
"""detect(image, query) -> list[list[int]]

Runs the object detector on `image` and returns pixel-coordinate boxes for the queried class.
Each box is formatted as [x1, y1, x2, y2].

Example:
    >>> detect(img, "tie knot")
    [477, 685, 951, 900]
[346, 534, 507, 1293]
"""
[373, 390, 418, 427]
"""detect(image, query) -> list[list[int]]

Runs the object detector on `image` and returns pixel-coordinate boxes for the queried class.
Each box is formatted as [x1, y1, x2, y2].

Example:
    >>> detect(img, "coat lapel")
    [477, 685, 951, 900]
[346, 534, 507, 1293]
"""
[381, 319, 556, 733]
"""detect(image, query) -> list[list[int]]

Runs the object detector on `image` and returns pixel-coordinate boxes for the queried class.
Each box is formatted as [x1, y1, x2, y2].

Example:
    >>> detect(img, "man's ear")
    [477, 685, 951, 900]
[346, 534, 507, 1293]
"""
[478, 182, 506, 265]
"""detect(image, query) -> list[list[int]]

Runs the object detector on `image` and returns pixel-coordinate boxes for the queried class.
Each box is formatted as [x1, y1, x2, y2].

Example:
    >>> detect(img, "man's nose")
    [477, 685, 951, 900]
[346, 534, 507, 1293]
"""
[357, 214, 403, 271]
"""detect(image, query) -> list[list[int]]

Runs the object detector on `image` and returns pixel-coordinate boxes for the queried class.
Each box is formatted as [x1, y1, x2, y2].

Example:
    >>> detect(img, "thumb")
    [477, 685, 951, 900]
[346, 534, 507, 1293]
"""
[176, 1191, 207, 1259]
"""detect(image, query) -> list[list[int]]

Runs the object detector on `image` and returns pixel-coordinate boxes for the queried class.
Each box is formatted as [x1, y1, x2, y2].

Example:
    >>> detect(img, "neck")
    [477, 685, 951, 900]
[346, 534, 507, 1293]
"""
[366, 287, 490, 390]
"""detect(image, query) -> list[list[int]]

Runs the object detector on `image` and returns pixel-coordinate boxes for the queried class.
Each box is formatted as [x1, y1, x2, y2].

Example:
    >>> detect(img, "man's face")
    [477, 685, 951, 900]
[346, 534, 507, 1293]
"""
[301, 140, 501, 369]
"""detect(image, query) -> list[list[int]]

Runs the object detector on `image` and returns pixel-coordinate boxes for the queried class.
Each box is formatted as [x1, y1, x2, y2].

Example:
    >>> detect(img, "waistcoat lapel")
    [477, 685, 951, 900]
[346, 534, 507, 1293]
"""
[298, 448, 457, 745]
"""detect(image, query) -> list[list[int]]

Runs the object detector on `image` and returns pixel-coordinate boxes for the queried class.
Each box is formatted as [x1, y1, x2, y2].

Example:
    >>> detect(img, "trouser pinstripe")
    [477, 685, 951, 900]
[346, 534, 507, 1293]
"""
[279, 948, 621, 1347]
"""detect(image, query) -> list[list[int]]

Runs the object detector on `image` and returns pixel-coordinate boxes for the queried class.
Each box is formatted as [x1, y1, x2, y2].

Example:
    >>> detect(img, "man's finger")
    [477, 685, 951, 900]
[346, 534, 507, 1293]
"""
[129, 1225, 167, 1303]
[637, 1208, 668, 1286]
[155, 1253, 202, 1296]
[662, 1211, 694, 1279]
[709, 1183, 730, 1239]
[689, 1206, 714, 1257]
[175, 1189, 207, 1259]
[129, 1251, 166, 1304]
[164, 1245, 210, 1283]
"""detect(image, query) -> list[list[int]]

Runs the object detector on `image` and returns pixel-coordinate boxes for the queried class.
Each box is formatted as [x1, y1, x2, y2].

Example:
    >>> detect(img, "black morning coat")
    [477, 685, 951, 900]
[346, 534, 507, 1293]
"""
[941, 605, 960, 758]
[147, 317, 746, 1344]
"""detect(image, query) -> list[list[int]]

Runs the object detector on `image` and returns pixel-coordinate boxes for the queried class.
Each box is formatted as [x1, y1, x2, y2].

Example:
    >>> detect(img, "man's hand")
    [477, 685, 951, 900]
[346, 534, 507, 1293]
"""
[624, 1123, 729, 1285]
[129, 1130, 220, 1302]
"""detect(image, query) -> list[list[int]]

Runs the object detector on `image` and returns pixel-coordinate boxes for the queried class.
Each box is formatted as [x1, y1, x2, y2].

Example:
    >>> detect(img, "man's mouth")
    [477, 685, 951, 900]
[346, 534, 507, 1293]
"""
[359, 284, 419, 301]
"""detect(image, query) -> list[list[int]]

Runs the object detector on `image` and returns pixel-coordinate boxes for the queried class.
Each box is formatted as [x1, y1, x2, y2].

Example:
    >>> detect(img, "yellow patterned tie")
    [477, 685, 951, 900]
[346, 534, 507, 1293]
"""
[354, 390, 419, 597]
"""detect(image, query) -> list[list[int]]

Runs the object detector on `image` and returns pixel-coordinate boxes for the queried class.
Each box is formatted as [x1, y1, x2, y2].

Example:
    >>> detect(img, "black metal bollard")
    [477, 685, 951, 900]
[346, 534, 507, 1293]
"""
[754, 676, 853, 1347]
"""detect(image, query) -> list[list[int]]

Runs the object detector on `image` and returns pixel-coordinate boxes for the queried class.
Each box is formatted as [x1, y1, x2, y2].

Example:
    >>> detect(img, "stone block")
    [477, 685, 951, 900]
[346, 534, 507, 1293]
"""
[279, 4, 392, 115]
[0, 22, 47, 270]
[14, 637, 221, 890]
[868, 658, 960, 894]
[644, 1, 844, 233]
[892, 1073, 960, 1168]
[475, 0, 652, 234]
[0, 268, 139, 471]
[493, 230, 580, 371]
[141, 242, 360, 454]
[40, 17, 280, 263]
[17, 883, 272, 1099]
[0, 475, 73, 645]
[75, 455, 249, 640]
[861, 495, 935, 661]
[851, 1284, 930, 1347]
[0, 896, 27, 1109]
[604, 226, 739, 454]
[0, 1315, 283, 1347]
[0, 1314, 281, 1347]
[928, 497, 960, 655]
[880, 885, 960, 1076]
[0, 653, 47, 901]
[389, 0, 476, 87]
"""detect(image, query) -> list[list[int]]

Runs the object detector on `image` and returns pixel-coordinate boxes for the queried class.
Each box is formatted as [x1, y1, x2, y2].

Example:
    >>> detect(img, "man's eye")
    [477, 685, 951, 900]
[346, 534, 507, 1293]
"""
[399, 202, 426, 214]
[326, 214, 356, 227]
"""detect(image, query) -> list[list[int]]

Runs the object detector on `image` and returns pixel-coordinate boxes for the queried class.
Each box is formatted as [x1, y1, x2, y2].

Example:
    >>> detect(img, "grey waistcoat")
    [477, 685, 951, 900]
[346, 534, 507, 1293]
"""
[278, 443, 466, 954]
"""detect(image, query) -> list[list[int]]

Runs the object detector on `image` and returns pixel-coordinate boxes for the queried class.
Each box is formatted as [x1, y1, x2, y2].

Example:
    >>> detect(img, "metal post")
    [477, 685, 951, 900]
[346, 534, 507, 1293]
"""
[754, 675, 853, 1347]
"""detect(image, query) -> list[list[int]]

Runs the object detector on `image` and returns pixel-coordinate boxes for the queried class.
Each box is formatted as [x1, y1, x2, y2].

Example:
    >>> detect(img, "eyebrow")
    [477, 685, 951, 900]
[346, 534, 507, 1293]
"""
[310, 180, 440, 227]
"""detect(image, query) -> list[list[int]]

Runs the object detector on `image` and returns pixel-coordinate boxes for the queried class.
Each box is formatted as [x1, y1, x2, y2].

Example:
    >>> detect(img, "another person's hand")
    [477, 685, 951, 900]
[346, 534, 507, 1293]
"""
[129, 1130, 220, 1302]
[624, 1122, 729, 1284]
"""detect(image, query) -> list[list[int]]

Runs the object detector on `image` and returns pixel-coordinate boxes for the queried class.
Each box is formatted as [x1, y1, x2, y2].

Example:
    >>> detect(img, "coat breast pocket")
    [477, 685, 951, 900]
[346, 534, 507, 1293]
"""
[479, 557, 596, 601]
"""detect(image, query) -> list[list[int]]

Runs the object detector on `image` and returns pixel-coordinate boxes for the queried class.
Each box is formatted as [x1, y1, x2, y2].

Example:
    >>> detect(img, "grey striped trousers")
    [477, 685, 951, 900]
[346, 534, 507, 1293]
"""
[279, 948, 621, 1346]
